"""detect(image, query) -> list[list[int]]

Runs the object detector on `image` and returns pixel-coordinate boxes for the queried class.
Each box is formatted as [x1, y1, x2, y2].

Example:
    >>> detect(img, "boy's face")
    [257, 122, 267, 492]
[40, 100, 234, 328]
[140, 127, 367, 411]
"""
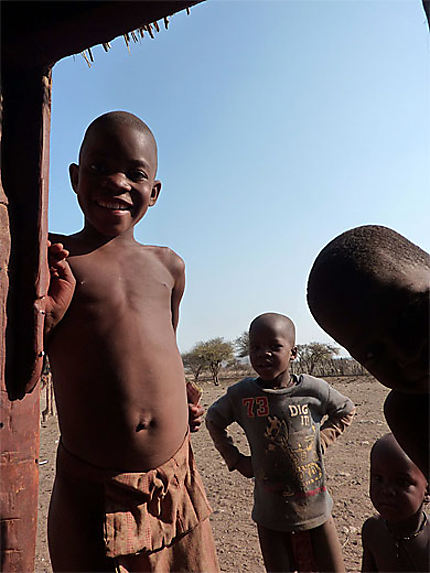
[370, 441, 428, 523]
[249, 321, 297, 386]
[320, 271, 429, 394]
[69, 123, 161, 238]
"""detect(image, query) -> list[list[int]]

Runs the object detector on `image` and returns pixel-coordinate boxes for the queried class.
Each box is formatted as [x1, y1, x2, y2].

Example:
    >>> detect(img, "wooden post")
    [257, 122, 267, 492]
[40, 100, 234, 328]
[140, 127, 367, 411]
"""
[0, 66, 51, 572]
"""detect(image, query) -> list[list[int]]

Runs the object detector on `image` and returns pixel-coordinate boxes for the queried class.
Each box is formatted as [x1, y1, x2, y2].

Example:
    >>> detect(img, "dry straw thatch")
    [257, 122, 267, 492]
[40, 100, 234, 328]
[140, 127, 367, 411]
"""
[80, 6, 191, 66]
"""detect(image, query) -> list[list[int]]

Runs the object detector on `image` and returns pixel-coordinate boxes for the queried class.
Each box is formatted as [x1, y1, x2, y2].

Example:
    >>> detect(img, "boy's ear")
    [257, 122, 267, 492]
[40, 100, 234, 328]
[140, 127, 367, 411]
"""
[290, 346, 298, 361]
[149, 180, 161, 206]
[69, 163, 79, 193]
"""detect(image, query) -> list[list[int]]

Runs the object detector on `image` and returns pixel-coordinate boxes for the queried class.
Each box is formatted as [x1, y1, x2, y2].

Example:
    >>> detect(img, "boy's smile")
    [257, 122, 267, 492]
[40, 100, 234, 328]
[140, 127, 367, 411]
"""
[69, 123, 160, 239]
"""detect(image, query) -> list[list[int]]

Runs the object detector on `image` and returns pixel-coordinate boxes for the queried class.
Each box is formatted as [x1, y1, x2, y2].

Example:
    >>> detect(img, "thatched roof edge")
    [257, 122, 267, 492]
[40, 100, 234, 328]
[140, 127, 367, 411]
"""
[80, 7, 192, 67]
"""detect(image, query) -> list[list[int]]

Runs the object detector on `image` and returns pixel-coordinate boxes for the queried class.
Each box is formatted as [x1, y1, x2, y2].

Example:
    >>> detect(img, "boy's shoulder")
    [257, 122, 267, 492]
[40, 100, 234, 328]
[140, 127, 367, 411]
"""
[144, 244, 184, 266]
[226, 376, 257, 396]
[362, 514, 384, 538]
[49, 233, 184, 271]
[142, 244, 185, 279]
[296, 373, 329, 389]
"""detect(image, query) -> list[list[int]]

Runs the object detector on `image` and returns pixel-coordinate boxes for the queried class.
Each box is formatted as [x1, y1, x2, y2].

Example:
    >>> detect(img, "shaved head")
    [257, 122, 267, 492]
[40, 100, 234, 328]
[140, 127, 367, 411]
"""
[371, 433, 427, 483]
[79, 111, 158, 169]
[306, 226, 429, 393]
[307, 225, 430, 321]
[371, 433, 407, 461]
[249, 313, 296, 345]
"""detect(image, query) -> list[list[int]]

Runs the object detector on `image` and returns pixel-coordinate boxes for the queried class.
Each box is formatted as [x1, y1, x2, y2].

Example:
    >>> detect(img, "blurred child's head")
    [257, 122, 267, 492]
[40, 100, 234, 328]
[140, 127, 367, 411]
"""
[248, 313, 297, 387]
[370, 433, 428, 524]
[307, 225, 429, 394]
[69, 111, 161, 238]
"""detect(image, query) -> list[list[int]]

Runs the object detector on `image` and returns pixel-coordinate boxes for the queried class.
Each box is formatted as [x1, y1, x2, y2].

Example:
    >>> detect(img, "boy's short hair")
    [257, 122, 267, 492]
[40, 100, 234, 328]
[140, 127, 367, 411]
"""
[249, 313, 296, 344]
[79, 110, 157, 166]
[307, 225, 430, 316]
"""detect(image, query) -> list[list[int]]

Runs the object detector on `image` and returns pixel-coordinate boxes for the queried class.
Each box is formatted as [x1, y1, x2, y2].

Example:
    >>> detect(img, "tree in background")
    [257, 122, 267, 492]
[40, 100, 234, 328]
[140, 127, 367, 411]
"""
[200, 338, 234, 385]
[182, 350, 206, 383]
[182, 337, 234, 385]
[295, 342, 340, 376]
[234, 331, 249, 358]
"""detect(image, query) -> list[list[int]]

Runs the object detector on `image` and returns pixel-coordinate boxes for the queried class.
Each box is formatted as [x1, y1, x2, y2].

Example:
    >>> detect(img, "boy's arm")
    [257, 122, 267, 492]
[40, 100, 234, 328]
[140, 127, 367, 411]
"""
[166, 251, 203, 431]
[384, 390, 429, 478]
[206, 394, 250, 473]
[170, 252, 185, 332]
[320, 384, 356, 452]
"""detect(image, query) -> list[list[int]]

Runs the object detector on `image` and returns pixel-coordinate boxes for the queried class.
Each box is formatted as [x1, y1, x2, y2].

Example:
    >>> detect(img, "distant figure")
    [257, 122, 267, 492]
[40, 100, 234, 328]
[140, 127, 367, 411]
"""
[307, 225, 429, 477]
[361, 433, 429, 572]
[43, 111, 219, 572]
[206, 312, 355, 572]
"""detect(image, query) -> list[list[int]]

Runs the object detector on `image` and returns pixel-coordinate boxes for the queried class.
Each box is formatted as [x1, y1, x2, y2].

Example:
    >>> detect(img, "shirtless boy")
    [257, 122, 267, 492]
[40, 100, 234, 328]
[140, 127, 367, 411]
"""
[307, 225, 429, 477]
[206, 313, 355, 572]
[361, 433, 429, 572]
[44, 111, 219, 572]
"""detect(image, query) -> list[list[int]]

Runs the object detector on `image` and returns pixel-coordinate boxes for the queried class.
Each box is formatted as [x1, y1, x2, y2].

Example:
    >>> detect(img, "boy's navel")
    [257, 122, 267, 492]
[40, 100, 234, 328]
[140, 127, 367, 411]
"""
[136, 419, 154, 432]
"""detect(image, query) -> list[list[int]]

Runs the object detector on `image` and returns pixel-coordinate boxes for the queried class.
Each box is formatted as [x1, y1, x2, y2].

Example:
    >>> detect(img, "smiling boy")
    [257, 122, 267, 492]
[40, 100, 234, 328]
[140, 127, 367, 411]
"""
[307, 225, 429, 476]
[361, 433, 429, 572]
[44, 111, 219, 572]
[206, 312, 355, 572]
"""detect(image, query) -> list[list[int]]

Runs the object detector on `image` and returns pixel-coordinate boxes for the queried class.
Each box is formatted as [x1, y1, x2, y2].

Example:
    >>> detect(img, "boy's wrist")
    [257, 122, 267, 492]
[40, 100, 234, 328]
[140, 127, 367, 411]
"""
[230, 452, 247, 471]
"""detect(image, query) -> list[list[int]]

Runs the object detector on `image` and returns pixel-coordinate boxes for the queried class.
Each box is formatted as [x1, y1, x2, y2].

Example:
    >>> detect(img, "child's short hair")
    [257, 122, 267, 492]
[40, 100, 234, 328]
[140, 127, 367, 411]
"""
[79, 110, 157, 165]
[307, 225, 430, 320]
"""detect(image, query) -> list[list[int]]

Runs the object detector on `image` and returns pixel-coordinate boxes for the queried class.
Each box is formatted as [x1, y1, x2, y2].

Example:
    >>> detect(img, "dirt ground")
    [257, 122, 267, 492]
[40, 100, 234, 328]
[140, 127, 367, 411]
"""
[36, 376, 391, 572]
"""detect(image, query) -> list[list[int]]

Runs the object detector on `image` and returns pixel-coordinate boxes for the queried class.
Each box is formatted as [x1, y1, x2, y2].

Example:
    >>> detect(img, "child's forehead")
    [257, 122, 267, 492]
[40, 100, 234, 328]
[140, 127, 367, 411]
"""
[250, 320, 292, 341]
[372, 437, 415, 469]
[81, 122, 157, 163]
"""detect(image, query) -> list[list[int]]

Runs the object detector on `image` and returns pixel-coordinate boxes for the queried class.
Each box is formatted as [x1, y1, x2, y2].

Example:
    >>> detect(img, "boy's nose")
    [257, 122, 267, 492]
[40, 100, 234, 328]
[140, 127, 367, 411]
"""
[380, 483, 396, 497]
[103, 172, 131, 192]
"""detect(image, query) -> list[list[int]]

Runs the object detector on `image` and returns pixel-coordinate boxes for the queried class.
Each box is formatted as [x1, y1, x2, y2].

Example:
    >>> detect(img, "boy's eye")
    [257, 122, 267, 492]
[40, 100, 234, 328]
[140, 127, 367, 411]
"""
[89, 163, 107, 174]
[397, 478, 412, 488]
[271, 345, 282, 351]
[128, 169, 148, 182]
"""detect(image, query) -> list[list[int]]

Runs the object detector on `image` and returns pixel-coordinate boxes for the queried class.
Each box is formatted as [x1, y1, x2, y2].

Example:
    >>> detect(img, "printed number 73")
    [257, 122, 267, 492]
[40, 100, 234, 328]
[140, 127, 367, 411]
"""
[242, 396, 269, 417]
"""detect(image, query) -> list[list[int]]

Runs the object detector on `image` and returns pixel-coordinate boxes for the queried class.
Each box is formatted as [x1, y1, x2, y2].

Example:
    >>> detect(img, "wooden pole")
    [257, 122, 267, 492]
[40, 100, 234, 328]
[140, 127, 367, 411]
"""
[0, 66, 51, 572]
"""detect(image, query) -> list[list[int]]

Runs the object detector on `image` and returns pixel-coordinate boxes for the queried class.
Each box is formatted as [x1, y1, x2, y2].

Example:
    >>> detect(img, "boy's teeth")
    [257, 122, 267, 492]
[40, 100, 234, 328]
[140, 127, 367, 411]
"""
[98, 200, 129, 210]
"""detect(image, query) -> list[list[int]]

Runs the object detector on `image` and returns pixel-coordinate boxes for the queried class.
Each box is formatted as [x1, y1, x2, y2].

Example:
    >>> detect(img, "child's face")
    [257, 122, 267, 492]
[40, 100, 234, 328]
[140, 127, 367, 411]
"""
[370, 441, 428, 524]
[69, 123, 161, 238]
[249, 321, 297, 386]
[322, 272, 429, 394]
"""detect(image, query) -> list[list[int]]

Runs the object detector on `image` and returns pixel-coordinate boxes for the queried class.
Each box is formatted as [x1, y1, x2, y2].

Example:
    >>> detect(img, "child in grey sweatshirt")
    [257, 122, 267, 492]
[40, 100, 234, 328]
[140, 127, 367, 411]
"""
[206, 313, 355, 573]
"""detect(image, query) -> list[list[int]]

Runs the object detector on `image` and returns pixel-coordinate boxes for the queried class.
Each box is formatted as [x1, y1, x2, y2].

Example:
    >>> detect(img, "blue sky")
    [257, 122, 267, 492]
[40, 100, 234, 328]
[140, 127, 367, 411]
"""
[49, 0, 430, 354]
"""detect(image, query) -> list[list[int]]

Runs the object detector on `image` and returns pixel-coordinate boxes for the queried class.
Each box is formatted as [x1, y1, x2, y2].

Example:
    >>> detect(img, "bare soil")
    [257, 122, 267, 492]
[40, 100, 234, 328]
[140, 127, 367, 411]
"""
[36, 376, 390, 572]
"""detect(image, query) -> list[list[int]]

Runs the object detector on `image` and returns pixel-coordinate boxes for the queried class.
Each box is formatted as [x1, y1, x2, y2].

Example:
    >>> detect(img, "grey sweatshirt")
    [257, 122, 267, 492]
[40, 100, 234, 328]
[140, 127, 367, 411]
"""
[206, 374, 355, 532]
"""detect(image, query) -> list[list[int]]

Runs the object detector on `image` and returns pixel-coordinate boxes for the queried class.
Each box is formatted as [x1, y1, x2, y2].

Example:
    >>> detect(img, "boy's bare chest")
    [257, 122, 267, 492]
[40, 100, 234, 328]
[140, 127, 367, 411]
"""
[69, 251, 174, 308]
[375, 524, 429, 572]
